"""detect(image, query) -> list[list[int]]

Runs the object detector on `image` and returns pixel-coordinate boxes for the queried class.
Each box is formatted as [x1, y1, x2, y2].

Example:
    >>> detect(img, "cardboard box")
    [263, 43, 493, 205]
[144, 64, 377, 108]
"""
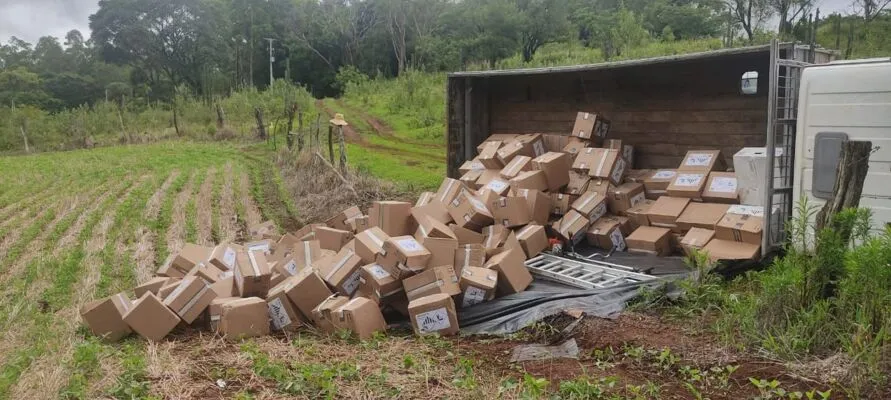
[157, 279, 181, 299]
[359, 263, 403, 299]
[586, 179, 614, 198]
[477, 140, 504, 169]
[586, 217, 626, 251]
[571, 111, 610, 140]
[311, 295, 351, 333]
[643, 169, 677, 195]
[449, 223, 485, 245]
[702, 172, 739, 204]
[408, 293, 459, 336]
[509, 170, 548, 192]
[332, 297, 387, 339]
[496, 140, 527, 165]
[325, 206, 364, 232]
[626, 226, 673, 256]
[219, 297, 270, 338]
[552, 210, 590, 245]
[269, 271, 285, 288]
[587, 149, 626, 186]
[354, 227, 390, 264]
[459, 169, 483, 189]
[244, 239, 274, 255]
[715, 212, 763, 245]
[122, 293, 181, 342]
[500, 155, 533, 179]
[454, 244, 486, 274]
[208, 297, 240, 332]
[612, 215, 636, 236]
[624, 169, 655, 184]
[607, 183, 646, 215]
[279, 240, 325, 276]
[515, 224, 548, 259]
[248, 220, 277, 240]
[678, 150, 726, 173]
[647, 196, 691, 232]
[667, 172, 708, 199]
[293, 224, 325, 241]
[459, 267, 498, 308]
[626, 199, 655, 227]
[317, 247, 364, 296]
[282, 268, 334, 319]
[81, 292, 132, 342]
[447, 192, 494, 231]
[134, 277, 169, 299]
[379, 235, 432, 278]
[163, 276, 217, 324]
[532, 152, 571, 192]
[566, 171, 591, 195]
[210, 275, 235, 297]
[158, 243, 213, 277]
[571, 192, 608, 221]
[415, 219, 459, 268]
[369, 201, 413, 237]
[519, 133, 547, 157]
[411, 198, 453, 226]
[562, 137, 589, 155]
[702, 239, 760, 261]
[346, 215, 371, 233]
[208, 244, 241, 272]
[403, 265, 461, 301]
[733, 147, 777, 206]
[676, 203, 731, 232]
[435, 178, 465, 205]
[234, 250, 272, 298]
[482, 225, 509, 256]
[551, 193, 578, 216]
[572, 147, 599, 172]
[680, 228, 715, 256]
[489, 196, 531, 228]
[265, 282, 305, 331]
[314, 226, 353, 251]
[513, 189, 551, 225]
[484, 248, 533, 295]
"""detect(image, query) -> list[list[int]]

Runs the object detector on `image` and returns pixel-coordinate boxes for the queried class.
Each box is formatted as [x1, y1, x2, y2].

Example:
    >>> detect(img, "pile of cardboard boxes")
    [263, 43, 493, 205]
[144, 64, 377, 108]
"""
[80, 110, 767, 343]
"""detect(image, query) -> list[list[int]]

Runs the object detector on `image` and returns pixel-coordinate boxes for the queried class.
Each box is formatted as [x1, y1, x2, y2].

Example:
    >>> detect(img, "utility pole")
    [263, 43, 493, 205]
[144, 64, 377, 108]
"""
[265, 38, 275, 87]
[249, 4, 254, 88]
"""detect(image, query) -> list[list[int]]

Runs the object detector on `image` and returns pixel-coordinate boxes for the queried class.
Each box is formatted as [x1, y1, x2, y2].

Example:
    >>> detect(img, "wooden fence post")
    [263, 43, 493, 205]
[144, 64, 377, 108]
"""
[328, 124, 335, 163]
[254, 107, 267, 140]
[816, 140, 872, 232]
[297, 109, 304, 152]
[338, 125, 347, 173]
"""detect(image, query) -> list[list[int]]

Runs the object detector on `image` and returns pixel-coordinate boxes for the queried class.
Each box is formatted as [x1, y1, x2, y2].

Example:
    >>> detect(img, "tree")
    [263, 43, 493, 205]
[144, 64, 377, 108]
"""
[853, 0, 891, 23]
[32, 36, 66, 75]
[0, 68, 55, 108]
[516, 0, 570, 62]
[0, 37, 34, 69]
[769, 0, 812, 36]
[644, 0, 723, 40]
[459, 0, 523, 67]
[726, 0, 773, 42]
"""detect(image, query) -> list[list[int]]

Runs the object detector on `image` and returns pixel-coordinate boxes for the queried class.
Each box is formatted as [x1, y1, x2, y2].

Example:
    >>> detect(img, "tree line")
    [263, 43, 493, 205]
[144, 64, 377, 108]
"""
[1, 0, 889, 112]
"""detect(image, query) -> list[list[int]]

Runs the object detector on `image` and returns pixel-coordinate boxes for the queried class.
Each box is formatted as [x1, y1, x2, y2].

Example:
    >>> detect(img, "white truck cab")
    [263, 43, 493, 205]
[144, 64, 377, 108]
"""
[793, 58, 891, 231]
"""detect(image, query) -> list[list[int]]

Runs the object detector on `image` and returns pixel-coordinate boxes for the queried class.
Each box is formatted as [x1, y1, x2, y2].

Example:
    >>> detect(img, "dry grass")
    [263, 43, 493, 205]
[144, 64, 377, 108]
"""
[218, 162, 239, 242]
[165, 171, 197, 256]
[196, 167, 216, 246]
[239, 170, 263, 228]
[144, 170, 180, 220]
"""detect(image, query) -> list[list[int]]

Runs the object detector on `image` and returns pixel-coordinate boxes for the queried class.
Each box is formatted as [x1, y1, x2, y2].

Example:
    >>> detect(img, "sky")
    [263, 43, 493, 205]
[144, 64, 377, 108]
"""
[0, 0, 860, 46]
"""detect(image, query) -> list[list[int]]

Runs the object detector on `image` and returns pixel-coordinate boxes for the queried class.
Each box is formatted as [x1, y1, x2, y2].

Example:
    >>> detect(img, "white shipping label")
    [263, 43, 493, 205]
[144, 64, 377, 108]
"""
[609, 229, 626, 251]
[284, 260, 299, 276]
[630, 192, 645, 208]
[462, 286, 487, 308]
[727, 205, 764, 217]
[249, 242, 271, 253]
[611, 158, 626, 183]
[675, 174, 704, 187]
[652, 170, 676, 180]
[222, 247, 237, 268]
[533, 141, 546, 156]
[709, 177, 738, 193]
[487, 180, 509, 193]
[684, 153, 714, 167]
[470, 161, 485, 171]
[220, 270, 234, 279]
[469, 198, 488, 212]
[369, 264, 390, 279]
[342, 270, 362, 295]
[396, 238, 423, 253]
[268, 298, 292, 330]
[415, 307, 452, 333]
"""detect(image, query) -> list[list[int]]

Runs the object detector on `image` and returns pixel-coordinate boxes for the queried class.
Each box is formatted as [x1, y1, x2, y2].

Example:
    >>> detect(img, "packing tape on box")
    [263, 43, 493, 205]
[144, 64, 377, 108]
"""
[439, 179, 456, 203]
[562, 213, 582, 237]
[407, 279, 445, 298]
[517, 225, 534, 239]
[178, 283, 211, 317]
[418, 222, 429, 239]
[463, 247, 472, 267]
[325, 249, 355, 281]
[594, 151, 608, 177]
[303, 241, 312, 268]
[335, 297, 363, 321]
[247, 251, 262, 277]
[117, 293, 130, 312]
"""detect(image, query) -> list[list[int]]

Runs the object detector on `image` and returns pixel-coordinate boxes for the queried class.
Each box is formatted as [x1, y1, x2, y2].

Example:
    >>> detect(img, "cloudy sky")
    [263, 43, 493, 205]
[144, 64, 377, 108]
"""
[1, 0, 859, 45]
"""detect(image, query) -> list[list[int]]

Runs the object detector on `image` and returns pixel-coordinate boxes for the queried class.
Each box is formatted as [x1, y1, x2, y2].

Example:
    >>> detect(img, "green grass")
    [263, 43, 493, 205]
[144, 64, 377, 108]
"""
[344, 143, 442, 190]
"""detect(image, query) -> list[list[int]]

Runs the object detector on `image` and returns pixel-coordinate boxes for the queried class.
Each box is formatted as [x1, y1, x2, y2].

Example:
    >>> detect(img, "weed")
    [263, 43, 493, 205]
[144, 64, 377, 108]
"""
[558, 376, 618, 399]
[519, 373, 550, 399]
[452, 358, 477, 390]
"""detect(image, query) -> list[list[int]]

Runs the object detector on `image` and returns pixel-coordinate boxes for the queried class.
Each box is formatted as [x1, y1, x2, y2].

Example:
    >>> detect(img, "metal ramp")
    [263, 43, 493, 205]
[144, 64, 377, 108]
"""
[525, 253, 661, 290]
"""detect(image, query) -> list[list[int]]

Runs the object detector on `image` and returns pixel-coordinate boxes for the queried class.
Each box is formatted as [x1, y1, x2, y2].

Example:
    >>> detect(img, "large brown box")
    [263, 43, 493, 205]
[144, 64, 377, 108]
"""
[435, 178, 465, 205]
[500, 155, 533, 179]
[715, 213, 763, 245]
[134, 277, 169, 299]
[458, 267, 498, 308]
[325, 206, 363, 232]
[509, 170, 549, 192]
[415, 220, 459, 268]
[408, 293, 459, 336]
[477, 140, 504, 169]
[607, 183, 646, 215]
[315, 226, 353, 251]
[571, 192, 608, 221]
[277, 240, 324, 276]
[676, 203, 731, 232]
[680, 228, 715, 256]
[482, 225, 509, 255]
[265, 282, 305, 331]
[412, 197, 453, 226]
[208, 297, 240, 332]
[571, 111, 610, 140]
[626, 199, 656, 227]
[566, 171, 591, 195]
[163, 276, 217, 324]
[481, 177, 511, 196]
[331, 297, 388, 339]
[678, 150, 727, 173]
[359, 263, 403, 299]
[647, 196, 691, 232]
[317, 247, 364, 296]
[122, 293, 181, 342]
[551, 193, 578, 216]
[282, 268, 333, 319]
[515, 224, 548, 259]
[158, 243, 213, 278]
[513, 189, 551, 225]
[80, 292, 133, 342]
[219, 297, 270, 338]
[476, 169, 502, 189]
[354, 227, 390, 264]
[532, 152, 571, 192]
[496, 134, 544, 165]
[378, 235, 432, 279]
[702, 172, 740, 204]
[447, 192, 494, 231]
[572, 147, 599, 172]
[403, 265, 461, 301]
[312, 295, 351, 333]
[454, 244, 486, 274]
[369, 201, 413, 236]
[626, 226, 673, 256]
[703, 239, 760, 262]
[587, 149, 626, 186]
[484, 248, 532, 295]
[642, 169, 677, 198]
[552, 210, 590, 245]
[586, 217, 626, 251]
[667, 172, 708, 200]
[449, 223, 485, 245]
[234, 250, 272, 298]
[489, 196, 531, 228]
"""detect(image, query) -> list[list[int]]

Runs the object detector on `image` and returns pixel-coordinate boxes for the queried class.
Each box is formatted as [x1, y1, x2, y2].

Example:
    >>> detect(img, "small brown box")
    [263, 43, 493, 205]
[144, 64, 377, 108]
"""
[447, 192, 494, 231]
[484, 248, 533, 295]
[412, 197, 453, 226]
[379, 235, 432, 278]
[626, 199, 656, 227]
[134, 277, 169, 299]
[453, 244, 486, 274]
[626, 226, 673, 256]
[571, 192, 608, 221]
[415, 228, 458, 269]
[311, 295, 351, 333]
[354, 227, 390, 264]
[587, 149, 626, 186]
[158, 243, 213, 277]
[703, 239, 760, 262]
[460, 169, 482, 188]
[566, 171, 591, 195]
[458, 266, 498, 308]
[509, 170, 549, 192]
[435, 178, 465, 205]
[476, 169, 502, 189]
[369, 201, 413, 237]
[219, 297, 270, 338]
[234, 250, 272, 298]
[562, 137, 589, 155]
[551, 193, 579, 216]
[331, 297, 388, 339]
[572, 147, 599, 172]
[315, 226, 353, 252]
[347, 215, 371, 233]
[552, 210, 590, 245]
[676, 203, 731, 232]
[515, 224, 548, 259]
[208, 297, 240, 332]
[244, 239, 275, 255]
[647, 196, 691, 232]
[495, 140, 527, 165]
[667, 172, 708, 200]
[586, 178, 614, 198]
[449, 224, 485, 245]
[500, 155, 533, 179]
[532, 152, 571, 192]
[643, 169, 677, 196]
[122, 293, 181, 342]
[360, 263, 403, 299]
[571, 111, 610, 140]
[80, 292, 133, 342]
[403, 265, 461, 302]
[279, 240, 325, 276]
[408, 293, 459, 336]
[481, 178, 511, 196]
[513, 189, 551, 225]
[317, 247, 364, 296]
[208, 243, 241, 272]
[607, 183, 646, 215]
[624, 169, 655, 184]
[283, 268, 334, 319]
[477, 140, 504, 169]
[681, 228, 715, 256]
[325, 206, 364, 232]
[163, 276, 217, 324]
[715, 213, 763, 245]
[702, 172, 740, 204]
[678, 150, 726, 173]
[586, 217, 626, 251]
[489, 196, 531, 228]
[266, 282, 306, 331]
